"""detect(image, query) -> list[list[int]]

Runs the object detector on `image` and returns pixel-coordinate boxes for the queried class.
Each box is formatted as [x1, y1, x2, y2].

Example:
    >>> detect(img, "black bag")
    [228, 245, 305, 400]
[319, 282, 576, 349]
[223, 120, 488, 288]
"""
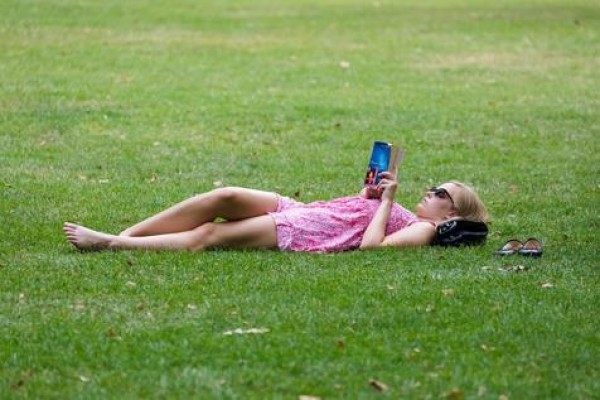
[433, 218, 489, 247]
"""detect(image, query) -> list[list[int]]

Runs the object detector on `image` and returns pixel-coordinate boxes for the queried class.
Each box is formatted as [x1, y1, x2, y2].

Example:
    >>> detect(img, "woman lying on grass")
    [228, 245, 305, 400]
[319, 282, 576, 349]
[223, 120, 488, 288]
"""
[64, 172, 488, 253]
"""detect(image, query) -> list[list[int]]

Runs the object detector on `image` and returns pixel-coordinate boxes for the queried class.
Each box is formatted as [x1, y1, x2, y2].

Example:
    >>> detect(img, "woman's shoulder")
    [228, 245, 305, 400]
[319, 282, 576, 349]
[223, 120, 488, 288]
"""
[409, 219, 436, 228]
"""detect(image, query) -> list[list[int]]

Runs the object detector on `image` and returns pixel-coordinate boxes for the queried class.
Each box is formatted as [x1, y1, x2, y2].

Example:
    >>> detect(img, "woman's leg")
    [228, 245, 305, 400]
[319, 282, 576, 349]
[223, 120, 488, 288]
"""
[120, 187, 279, 237]
[64, 215, 278, 252]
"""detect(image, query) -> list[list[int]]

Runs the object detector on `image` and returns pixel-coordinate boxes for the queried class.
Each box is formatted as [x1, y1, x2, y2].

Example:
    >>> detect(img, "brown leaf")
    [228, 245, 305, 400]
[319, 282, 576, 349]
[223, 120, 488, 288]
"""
[442, 288, 455, 296]
[298, 396, 321, 400]
[11, 369, 35, 390]
[444, 387, 464, 400]
[368, 378, 388, 391]
[105, 329, 122, 341]
[11, 380, 25, 390]
[336, 338, 346, 350]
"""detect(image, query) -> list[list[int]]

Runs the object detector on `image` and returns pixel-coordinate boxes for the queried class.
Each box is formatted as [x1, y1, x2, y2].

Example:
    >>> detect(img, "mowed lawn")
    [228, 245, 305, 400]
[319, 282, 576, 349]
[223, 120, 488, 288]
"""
[1, 0, 599, 398]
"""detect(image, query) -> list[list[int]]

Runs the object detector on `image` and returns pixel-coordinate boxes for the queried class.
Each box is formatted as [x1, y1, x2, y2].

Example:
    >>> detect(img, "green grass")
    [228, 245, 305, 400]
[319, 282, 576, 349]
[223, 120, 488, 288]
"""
[1, 0, 599, 398]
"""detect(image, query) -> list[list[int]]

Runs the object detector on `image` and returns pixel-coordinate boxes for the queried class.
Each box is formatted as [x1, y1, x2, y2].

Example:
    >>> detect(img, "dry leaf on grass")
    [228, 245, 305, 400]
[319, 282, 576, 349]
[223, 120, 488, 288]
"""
[499, 265, 528, 273]
[125, 281, 136, 288]
[339, 60, 350, 69]
[105, 329, 122, 341]
[298, 396, 321, 400]
[477, 385, 487, 396]
[442, 288, 455, 296]
[405, 347, 421, 360]
[213, 180, 224, 188]
[10, 369, 34, 390]
[11, 379, 25, 390]
[223, 328, 269, 335]
[480, 344, 496, 352]
[541, 282, 554, 288]
[443, 387, 464, 400]
[368, 378, 388, 391]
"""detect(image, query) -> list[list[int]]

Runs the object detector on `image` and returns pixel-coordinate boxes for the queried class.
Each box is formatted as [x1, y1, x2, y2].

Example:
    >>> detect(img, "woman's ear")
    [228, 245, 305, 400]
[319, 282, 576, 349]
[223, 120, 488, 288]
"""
[445, 209, 458, 219]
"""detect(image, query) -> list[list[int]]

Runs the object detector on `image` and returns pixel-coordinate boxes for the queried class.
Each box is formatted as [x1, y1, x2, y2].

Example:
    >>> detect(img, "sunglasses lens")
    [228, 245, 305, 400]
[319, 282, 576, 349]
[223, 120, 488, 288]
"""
[429, 187, 452, 201]
[429, 187, 443, 198]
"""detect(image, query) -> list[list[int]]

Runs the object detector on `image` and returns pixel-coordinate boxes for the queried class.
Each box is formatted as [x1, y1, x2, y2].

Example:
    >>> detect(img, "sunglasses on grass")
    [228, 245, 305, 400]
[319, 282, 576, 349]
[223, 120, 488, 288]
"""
[428, 187, 455, 205]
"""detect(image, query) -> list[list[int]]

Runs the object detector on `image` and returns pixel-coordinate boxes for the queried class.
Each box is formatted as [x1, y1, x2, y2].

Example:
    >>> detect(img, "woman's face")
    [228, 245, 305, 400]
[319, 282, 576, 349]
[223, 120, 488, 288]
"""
[416, 182, 458, 221]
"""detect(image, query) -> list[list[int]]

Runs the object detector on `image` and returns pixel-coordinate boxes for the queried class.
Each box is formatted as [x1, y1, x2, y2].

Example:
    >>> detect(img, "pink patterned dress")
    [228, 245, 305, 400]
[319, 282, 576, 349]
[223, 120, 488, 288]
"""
[268, 195, 419, 253]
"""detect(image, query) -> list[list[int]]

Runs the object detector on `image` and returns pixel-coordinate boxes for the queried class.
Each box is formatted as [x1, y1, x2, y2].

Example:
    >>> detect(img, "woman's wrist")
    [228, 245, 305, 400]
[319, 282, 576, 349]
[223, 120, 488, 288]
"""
[380, 196, 395, 206]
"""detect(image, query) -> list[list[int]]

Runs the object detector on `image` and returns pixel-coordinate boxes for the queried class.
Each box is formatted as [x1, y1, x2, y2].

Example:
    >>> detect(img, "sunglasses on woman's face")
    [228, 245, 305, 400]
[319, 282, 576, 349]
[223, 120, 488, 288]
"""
[428, 187, 455, 205]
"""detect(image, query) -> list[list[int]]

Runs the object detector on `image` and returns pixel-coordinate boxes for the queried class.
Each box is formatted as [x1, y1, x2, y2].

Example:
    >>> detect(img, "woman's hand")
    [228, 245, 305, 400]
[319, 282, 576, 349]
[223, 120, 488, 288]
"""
[376, 171, 398, 202]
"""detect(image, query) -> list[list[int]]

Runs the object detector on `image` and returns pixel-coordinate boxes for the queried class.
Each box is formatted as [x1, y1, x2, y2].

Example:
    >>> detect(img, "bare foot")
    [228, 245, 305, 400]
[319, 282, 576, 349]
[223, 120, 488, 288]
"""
[63, 222, 115, 251]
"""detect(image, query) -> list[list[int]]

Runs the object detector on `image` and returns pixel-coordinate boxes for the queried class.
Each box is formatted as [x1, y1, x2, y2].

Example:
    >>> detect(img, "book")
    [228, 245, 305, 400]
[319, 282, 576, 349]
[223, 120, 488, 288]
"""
[363, 141, 404, 198]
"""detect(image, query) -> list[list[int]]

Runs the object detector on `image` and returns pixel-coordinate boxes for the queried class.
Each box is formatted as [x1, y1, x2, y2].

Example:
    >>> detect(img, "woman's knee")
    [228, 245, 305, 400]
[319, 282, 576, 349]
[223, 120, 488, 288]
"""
[187, 222, 219, 251]
[206, 187, 244, 204]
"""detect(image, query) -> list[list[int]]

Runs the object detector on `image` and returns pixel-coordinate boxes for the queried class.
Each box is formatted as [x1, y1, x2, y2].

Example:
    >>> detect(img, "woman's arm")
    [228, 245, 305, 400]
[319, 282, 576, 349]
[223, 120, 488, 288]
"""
[359, 196, 394, 249]
[359, 171, 399, 248]
[359, 172, 436, 249]
[360, 211, 436, 249]
[375, 221, 436, 248]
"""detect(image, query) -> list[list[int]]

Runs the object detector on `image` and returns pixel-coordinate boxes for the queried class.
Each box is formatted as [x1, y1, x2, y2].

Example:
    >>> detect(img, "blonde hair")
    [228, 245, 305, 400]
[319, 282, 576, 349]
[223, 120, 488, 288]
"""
[449, 181, 489, 223]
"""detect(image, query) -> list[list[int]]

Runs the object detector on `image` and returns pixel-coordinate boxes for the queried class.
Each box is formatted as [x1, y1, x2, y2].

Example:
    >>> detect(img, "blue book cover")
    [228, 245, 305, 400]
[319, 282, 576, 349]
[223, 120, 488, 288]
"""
[363, 141, 403, 197]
